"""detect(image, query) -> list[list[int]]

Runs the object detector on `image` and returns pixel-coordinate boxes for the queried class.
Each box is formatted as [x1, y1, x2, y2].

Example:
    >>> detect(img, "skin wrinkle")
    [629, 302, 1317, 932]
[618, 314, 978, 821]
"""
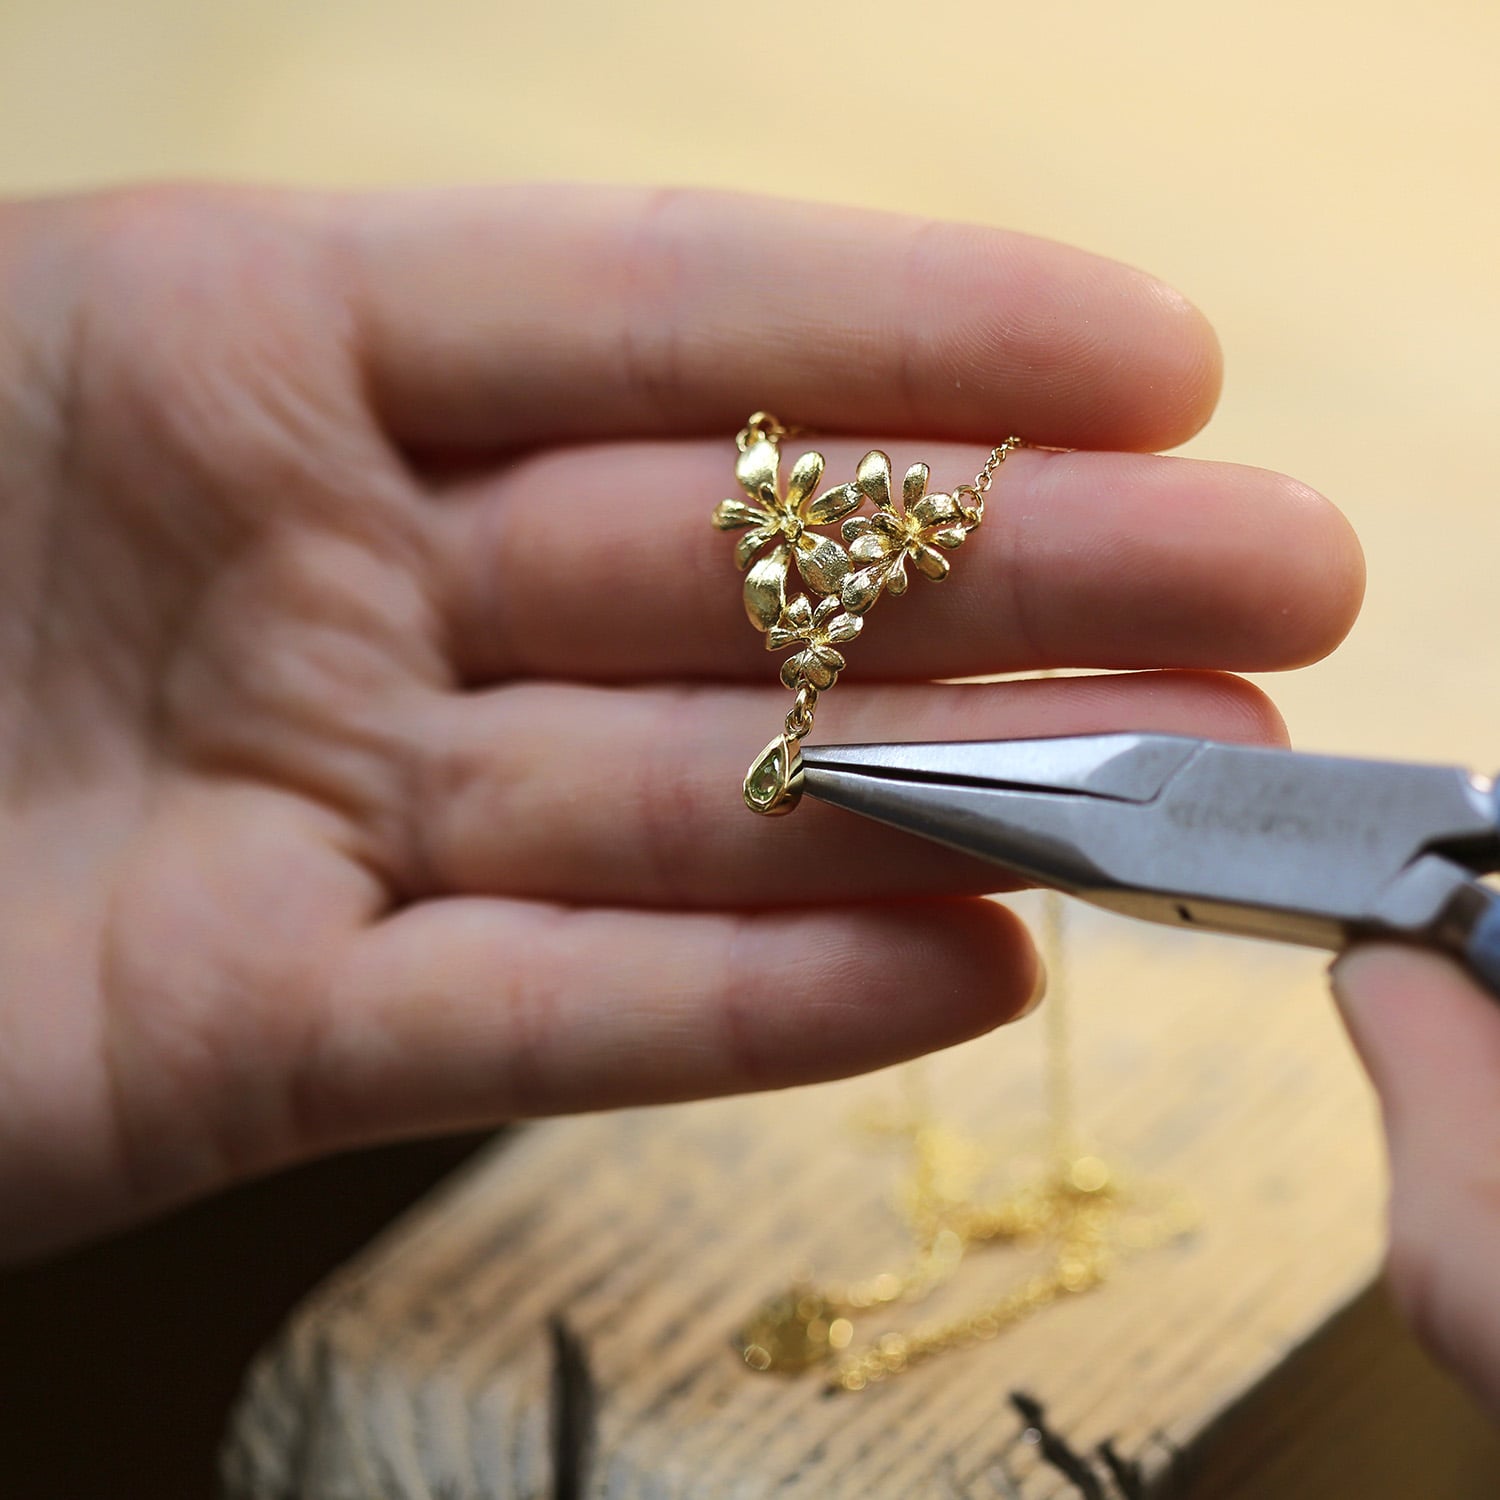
[988, 447, 1059, 670]
[442, 690, 531, 894]
[98, 790, 341, 1200]
[718, 909, 776, 1095]
[55, 211, 391, 781]
[628, 684, 708, 912]
[908, 223, 1089, 443]
[319, 192, 430, 475]
[380, 695, 448, 907]
[288, 910, 382, 1150]
[339, 184, 1231, 453]
[96, 802, 211, 1211]
[0, 276, 179, 1233]
[895, 218, 955, 437]
[499, 901, 574, 1119]
[166, 618, 371, 825]
[616, 187, 693, 436]
[459, 460, 530, 684]
[167, 523, 439, 828]
[5, 290, 87, 798]
[268, 932, 358, 1169]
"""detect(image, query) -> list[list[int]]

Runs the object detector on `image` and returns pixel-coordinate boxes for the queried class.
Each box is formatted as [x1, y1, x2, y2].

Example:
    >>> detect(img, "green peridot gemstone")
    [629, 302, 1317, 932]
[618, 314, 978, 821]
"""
[746, 746, 784, 806]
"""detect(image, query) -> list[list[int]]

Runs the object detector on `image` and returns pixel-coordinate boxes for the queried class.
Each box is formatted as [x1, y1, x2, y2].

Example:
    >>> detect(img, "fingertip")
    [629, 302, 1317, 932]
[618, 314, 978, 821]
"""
[933, 895, 1043, 1032]
[948, 888, 1044, 1032]
[1120, 276, 1225, 451]
[1329, 941, 1465, 1015]
[906, 225, 1226, 452]
[1054, 260, 1223, 452]
[1230, 678, 1290, 746]
[825, 896, 1040, 1059]
[1329, 943, 1500, 1137]
[1329, 942, 1500, 1414]
[1162, 671, 1289, 747]
[1266, 475, 1367, 668]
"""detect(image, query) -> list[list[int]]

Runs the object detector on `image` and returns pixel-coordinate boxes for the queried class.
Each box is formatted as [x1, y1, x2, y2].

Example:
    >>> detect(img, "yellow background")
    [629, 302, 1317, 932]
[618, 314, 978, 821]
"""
[1, 0, 1492, 760]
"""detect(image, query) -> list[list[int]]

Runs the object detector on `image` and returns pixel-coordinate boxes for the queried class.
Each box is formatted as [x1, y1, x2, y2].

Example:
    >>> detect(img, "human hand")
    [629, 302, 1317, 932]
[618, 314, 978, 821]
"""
[0, 185, 1363, 1260]
[1333, 948, 1500, 1418]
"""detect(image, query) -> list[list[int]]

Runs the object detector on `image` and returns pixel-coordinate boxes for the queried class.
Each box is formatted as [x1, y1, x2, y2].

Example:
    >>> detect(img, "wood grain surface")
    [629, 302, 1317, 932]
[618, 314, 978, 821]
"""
[220, 916, 1499, 1497]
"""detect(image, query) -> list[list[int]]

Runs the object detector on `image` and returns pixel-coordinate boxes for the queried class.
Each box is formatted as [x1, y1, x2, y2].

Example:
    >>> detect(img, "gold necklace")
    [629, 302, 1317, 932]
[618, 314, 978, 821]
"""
[712, 411, 1023, 815]
[734, 893, 1196, 1391]
[711, 418, 1195, 1389]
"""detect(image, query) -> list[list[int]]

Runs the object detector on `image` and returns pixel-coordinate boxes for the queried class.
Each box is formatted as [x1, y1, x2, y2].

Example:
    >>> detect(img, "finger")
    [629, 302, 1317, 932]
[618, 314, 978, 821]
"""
[402, 670, 1284, 908]
[345, 185, 1221, 453]
[1331, 945, 1500, 1419]
[307, 896, 1039, 1144]
[434, 443, 1364, 685]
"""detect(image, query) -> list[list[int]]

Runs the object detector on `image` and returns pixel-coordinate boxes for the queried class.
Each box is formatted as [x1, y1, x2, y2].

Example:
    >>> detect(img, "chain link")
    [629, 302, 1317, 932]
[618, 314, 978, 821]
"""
[783, 684, 819, 741]
[953, 435, 1026, 528]
[736, 410, 797, 452]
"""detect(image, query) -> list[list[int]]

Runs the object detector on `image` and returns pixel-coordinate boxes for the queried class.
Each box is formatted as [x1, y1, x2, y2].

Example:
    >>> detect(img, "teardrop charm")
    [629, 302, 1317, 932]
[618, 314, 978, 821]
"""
[743, 733, 804, 816]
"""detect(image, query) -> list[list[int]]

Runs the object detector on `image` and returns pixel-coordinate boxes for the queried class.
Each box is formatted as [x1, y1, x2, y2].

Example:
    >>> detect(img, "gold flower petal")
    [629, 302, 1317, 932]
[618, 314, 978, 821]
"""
[850, 532, 891, 564]
[810, 593, 843, 625]
[785, 449, 826, 510]
[842, 515, 875, 543]
[824, 612, 864, 645]
[930, 525, 969, 550]
[887, 558, 910, 594]
[736, 439, 781, 506]
[713, 497, 771, 531]
[902, 462, 930, 507]
[841, 568, 885, 614]
[734, 525, 779, 570]
[855, 449, 895, 511]
[805, 650, 843, 689]
[784, 593, 815, 631]
[780, 652, 812, 690]
[913, 543, 952, 581]
[744, 542, 791, 630]
[795, 534, 851, 596]
[806, 482, 861, 526]
[912, 493, 962, 529]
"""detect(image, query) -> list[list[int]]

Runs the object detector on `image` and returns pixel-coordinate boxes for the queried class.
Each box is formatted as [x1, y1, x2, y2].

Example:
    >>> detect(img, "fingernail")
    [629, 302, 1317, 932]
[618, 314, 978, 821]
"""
[1018, 950, 1049, 1018]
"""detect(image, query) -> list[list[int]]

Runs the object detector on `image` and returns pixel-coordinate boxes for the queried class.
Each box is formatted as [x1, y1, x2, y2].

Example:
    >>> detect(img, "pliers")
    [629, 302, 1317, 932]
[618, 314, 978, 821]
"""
[797, 733, 1500, 996]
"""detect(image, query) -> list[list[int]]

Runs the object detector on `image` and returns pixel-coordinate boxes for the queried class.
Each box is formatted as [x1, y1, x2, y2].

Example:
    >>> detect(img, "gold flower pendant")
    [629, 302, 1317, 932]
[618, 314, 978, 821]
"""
[712, 413, 1023, 814]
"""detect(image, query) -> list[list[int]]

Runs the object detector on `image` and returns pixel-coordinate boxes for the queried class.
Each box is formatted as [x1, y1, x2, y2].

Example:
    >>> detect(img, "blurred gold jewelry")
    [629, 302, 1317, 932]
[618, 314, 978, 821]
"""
[712, 412, 1024, 815]
[734, 893, 1197, 1392]
[712, 422, 1194, 1386]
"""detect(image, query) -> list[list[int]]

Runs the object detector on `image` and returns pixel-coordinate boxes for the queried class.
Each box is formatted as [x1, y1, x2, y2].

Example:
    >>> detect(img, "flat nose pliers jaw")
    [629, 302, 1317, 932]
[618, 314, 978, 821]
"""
[799, 734, 1500, 996]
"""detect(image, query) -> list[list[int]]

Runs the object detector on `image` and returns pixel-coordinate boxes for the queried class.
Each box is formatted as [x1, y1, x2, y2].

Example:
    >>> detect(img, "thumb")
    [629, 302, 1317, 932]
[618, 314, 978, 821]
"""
[1331, 943, 1500, 1418]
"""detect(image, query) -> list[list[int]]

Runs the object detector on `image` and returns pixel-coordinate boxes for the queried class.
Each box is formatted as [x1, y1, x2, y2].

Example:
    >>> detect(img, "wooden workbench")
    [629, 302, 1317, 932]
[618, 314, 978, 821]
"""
[220, 919, 1500, 1497]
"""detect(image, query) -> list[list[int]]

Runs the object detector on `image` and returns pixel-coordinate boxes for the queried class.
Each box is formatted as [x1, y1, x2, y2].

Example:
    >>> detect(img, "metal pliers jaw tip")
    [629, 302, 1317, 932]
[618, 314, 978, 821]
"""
[798, 733, 1500, 998]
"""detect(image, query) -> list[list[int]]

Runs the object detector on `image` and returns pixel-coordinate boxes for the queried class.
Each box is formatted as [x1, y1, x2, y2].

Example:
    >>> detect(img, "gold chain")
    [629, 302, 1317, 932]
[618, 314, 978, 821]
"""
[951, 436, 1025, 530]
[735, 901, 1196, 1391]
